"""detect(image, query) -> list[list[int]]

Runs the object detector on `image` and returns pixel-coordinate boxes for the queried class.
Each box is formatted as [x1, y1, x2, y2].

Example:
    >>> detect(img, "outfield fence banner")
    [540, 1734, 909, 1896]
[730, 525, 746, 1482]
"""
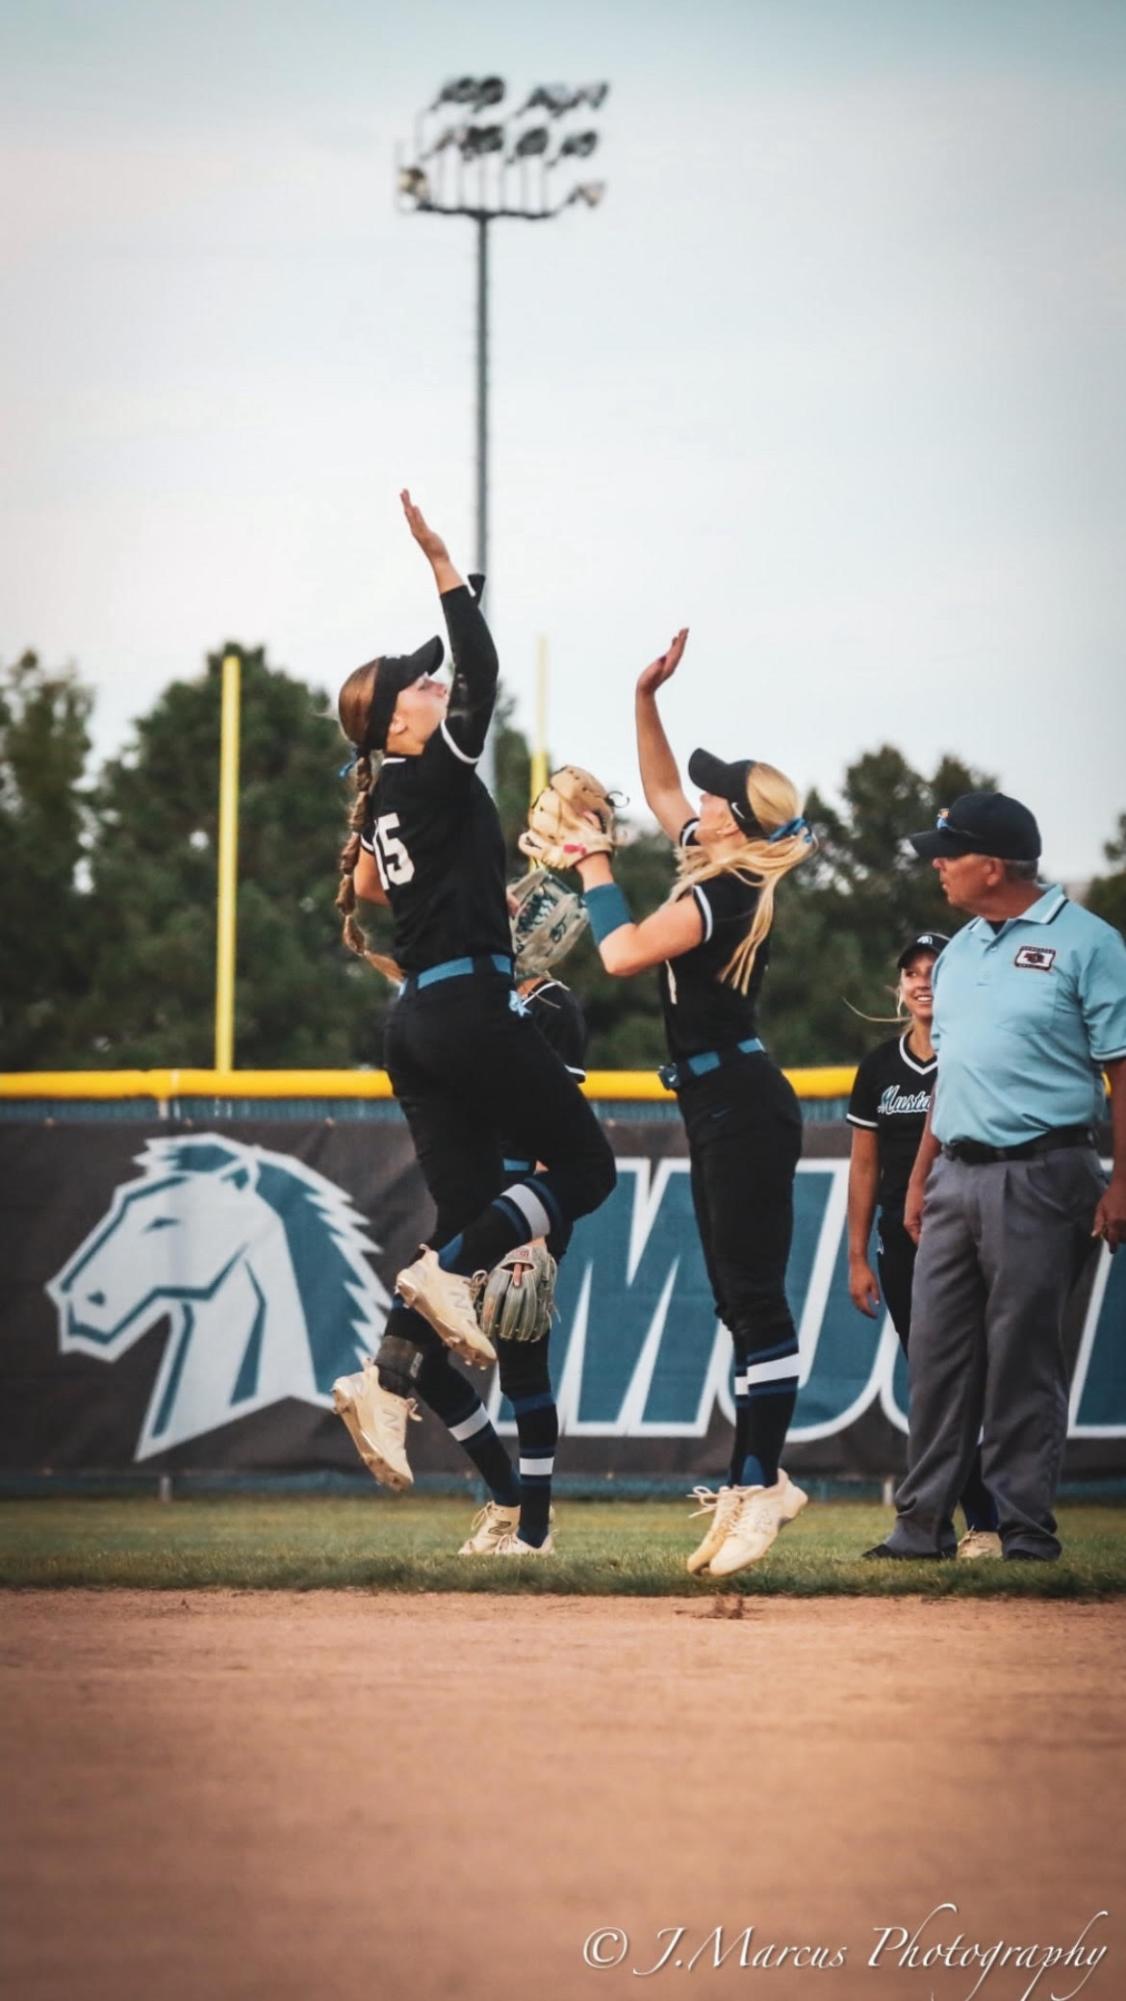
[2, 1117, 1123, 1482]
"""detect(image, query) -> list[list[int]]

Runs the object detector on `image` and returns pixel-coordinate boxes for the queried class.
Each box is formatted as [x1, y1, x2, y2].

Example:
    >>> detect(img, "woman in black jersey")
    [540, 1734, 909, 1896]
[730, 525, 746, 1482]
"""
[572, 629, 814, 1579]
[331, 492, 615, 1553]
[847, 935, 1000, 1556]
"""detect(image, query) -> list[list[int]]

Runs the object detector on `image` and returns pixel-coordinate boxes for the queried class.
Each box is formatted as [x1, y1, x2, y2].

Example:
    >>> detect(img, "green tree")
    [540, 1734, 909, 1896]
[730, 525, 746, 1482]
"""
[1085, 814, 1126, 939]
[77, 644, 378, 1067]
[0, 653, 95, 1067]
[762, 746, 996, 1065]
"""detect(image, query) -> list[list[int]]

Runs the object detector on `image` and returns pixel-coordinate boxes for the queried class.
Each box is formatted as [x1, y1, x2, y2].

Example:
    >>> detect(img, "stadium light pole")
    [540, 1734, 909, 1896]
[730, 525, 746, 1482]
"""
[395, 78, 609, 793]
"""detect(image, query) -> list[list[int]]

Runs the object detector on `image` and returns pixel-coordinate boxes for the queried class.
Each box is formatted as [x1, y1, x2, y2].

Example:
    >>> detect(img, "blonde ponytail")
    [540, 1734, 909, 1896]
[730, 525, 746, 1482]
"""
[670, 760, 815, 993]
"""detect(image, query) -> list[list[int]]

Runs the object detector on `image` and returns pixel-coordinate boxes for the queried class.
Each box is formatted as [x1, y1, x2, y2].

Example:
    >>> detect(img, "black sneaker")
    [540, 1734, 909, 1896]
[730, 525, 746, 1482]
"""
[862, 1542, 952, 1561]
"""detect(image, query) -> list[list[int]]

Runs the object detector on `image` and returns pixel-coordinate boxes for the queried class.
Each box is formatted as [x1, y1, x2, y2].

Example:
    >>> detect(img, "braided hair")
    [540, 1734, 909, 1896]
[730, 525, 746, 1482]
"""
[335, 659, 400, 974]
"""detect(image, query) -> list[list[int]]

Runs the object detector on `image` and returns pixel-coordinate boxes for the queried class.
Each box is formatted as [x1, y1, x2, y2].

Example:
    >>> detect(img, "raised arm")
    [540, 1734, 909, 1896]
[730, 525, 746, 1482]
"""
[401, 488, 497, 756]
[635, 629, 694, 843]
[575, 852, 703, 975]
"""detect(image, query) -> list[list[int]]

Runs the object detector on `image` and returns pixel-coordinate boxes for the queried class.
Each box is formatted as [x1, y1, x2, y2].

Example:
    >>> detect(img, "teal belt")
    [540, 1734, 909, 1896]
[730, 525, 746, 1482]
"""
[401, 953, 512, 996]
[659, 1037, 765, 1091]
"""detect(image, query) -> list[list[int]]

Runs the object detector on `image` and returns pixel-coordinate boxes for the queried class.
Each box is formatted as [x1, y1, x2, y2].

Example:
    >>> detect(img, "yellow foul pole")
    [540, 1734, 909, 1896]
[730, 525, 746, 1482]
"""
[529, 633, 549, 802]
[214, 650, 242, 1071]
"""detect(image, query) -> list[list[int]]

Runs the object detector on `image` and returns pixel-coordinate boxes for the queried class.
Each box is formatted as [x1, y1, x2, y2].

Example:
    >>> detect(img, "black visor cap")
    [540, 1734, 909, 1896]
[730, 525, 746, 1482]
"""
[364, 633, 444, 752]
[896, 932, 950, 970]
[688, 748, 763, 835]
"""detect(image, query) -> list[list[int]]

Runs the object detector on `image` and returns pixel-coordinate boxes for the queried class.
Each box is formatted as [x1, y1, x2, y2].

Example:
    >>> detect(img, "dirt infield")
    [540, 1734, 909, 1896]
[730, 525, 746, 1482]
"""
[3, 1593, 1122, 2001]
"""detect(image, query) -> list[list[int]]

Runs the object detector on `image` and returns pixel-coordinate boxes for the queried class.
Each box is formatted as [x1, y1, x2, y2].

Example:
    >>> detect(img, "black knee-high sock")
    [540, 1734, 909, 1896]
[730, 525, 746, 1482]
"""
[728, 1392, 752, 1491]
[436, 1176, 563, 1277]
[507, 1385, 557, 1547]
[732, 1335, 800, 1489]
[417, 1353, 520, 1506]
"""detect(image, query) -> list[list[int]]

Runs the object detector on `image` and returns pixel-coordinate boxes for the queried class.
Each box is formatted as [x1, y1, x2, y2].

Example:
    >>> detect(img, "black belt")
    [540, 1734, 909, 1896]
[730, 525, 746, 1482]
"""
[658, 1037, 765, 1092]
[942, 1125, 1094, 1166]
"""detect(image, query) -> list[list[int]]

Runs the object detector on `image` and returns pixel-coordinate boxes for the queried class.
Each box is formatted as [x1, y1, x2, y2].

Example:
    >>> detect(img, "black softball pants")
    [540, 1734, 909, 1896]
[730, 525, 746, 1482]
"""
[384, 970, 616, 1261]
[680, 1056, 803, 1354]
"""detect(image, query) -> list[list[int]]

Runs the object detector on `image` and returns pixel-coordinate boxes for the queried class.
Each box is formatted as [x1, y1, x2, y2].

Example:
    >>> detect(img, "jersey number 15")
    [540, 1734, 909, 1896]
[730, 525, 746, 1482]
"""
[371, 813, 415, 889]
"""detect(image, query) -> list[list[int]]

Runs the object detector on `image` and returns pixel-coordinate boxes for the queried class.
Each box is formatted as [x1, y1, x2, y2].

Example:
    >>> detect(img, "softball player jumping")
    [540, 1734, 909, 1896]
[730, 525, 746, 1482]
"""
[526, 630, 814, 1578]
[331, 492, 615, 1554]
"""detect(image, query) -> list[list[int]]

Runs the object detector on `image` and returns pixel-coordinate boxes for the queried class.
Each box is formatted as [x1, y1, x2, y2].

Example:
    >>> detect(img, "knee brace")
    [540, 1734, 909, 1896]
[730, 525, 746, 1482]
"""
[375, 1326, 442, 1399]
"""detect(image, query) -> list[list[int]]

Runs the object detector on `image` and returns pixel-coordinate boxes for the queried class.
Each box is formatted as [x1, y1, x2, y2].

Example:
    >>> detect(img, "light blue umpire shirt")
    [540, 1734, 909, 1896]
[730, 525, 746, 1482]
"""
[930, 884, 1126, 1148]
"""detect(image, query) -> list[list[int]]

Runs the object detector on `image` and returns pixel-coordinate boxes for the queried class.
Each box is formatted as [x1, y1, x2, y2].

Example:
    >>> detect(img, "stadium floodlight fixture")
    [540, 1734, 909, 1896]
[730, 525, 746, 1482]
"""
[432, 73, 507, 113]
[458, 123, 505, 160]
[556, 130, 599, 161]
[473, 75, 506, 110]
[433, 75, 482, 109]
[566, 181, 606, 209]
[517, 82, 585, 117]
[421, 122, 464, 159]
[510, 125, 551, 161]
[397, 164, 431, 203]
[394, 75, 609, 784]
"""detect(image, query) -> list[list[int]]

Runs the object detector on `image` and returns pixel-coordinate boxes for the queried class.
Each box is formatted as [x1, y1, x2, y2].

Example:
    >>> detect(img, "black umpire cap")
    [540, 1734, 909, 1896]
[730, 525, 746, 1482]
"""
[909, 791, 1041, 863]
[896, 931, 949, 969]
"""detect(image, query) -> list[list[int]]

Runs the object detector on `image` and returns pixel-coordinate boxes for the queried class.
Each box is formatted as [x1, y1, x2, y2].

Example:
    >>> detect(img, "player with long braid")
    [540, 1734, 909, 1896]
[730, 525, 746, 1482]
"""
[331, 491, 615, 1554]
[528, 630, 814, 1577]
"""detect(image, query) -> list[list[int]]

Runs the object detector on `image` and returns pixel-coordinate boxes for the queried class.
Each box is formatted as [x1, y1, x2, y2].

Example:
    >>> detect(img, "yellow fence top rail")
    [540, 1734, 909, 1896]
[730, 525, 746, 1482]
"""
[0, 1066, 857, 1104]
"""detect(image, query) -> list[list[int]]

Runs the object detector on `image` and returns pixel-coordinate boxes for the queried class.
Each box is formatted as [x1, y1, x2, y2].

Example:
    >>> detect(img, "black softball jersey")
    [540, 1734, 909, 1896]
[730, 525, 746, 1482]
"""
[519, 976, 588, 1081]
[359, 585, 510, 974]
[657, 819, 770, 1059]
[846, 1032, 937, 1222]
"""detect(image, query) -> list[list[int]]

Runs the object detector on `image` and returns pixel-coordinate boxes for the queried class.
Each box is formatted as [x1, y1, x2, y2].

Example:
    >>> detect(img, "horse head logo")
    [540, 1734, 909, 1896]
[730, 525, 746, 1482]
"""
[47, 1135, 390, 1459]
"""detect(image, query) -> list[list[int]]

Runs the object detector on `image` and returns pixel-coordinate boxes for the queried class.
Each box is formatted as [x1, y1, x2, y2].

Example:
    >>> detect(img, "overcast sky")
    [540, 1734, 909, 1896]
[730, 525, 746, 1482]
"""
[3, 0, 1124, 879]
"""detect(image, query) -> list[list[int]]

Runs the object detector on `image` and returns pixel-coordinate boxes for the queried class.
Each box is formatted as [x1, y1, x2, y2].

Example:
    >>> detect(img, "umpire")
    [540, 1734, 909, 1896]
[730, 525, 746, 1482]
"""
[868, 791, 1126, 1562]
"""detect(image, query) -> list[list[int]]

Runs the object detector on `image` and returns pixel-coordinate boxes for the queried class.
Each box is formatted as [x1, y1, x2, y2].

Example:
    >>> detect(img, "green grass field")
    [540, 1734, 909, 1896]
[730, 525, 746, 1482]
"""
[1, 1496, 1124, 1595]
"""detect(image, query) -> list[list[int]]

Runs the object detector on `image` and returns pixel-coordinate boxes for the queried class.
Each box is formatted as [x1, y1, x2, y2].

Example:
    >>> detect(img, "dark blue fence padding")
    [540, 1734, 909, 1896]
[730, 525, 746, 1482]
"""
[1, 1119, 1119, 1482]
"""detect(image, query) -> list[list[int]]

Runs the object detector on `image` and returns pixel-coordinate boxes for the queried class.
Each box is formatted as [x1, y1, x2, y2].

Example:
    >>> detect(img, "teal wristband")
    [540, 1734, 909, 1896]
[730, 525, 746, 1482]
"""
[584, 881, 632, 944]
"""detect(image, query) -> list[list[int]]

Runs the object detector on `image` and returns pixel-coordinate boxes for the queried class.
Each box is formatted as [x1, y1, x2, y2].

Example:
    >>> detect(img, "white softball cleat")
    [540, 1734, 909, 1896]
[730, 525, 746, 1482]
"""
[458, 1500, 520, 1556]
[491, 1530, 556, 1558]
[707, 1471, 809, 1579]
[685, 1485, 742, 1575]
[331, 1358, 418, 1492]
[777, 1468, 810, 1527]
[395, 1246, 497, 1369]
[687, 1468, 807, 1575]
[956, 1529, 1003, 1561]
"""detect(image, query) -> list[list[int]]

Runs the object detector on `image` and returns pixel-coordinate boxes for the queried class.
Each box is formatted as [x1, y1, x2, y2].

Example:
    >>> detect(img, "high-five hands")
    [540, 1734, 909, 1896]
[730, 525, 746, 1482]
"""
[636, 627, 689, 699]
[400, 488, 451, 568]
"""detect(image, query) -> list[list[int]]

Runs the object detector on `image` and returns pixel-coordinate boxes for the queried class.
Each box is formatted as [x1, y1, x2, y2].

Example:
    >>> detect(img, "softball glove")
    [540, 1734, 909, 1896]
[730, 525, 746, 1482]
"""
[518, 766, 617, 872]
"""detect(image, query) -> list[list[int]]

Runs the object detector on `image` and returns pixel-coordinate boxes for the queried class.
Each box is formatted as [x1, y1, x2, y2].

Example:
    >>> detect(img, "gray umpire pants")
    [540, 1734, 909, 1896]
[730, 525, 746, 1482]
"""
[886, 1146, 1106, 1559]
